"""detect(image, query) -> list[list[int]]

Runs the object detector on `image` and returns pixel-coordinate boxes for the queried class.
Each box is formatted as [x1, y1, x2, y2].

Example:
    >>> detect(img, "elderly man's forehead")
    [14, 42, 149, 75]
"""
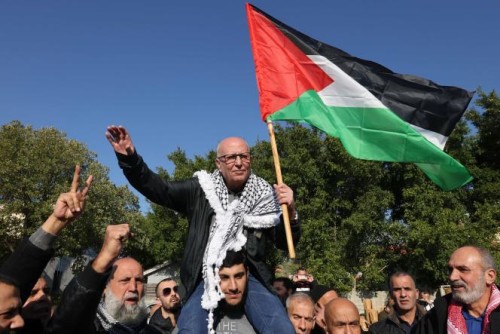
[217, 137, 249, 154]
[290, 299, 314, 314]
[112, 259, 143, 278]
[449, 247, 483, 267]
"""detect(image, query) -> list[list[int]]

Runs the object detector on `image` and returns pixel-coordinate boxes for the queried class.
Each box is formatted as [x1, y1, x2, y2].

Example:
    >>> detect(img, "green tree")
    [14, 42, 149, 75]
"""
[0, 121, 146, 266]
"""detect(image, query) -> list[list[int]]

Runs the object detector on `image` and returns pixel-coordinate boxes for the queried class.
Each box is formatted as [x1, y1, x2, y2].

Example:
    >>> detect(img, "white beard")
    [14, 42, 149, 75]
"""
[451, 275, 487, 305]
[103, 290, 148, 327]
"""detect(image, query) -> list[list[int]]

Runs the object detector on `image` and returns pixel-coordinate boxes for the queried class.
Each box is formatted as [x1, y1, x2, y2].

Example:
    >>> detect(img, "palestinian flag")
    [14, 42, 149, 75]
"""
[246, 3, 474, 191]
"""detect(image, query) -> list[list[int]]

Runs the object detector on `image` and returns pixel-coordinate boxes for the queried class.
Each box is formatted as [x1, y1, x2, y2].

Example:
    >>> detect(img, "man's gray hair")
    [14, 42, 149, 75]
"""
[286, 292, 314, 309]
[468, 246, 497, 272]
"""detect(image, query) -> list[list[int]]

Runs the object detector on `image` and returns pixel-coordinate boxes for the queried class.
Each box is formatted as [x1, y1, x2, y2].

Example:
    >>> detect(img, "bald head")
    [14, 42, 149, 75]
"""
[216, 137, 249, 156]
[215, 137, 251, 192]
[324, 298, 361, 334]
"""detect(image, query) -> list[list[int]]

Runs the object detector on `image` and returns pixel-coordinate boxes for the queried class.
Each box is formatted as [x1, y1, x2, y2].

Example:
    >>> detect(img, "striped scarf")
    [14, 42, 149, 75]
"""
[447, 284, 500, 334]
[96, 300, 146, 334]
[195, 170, 281, 334]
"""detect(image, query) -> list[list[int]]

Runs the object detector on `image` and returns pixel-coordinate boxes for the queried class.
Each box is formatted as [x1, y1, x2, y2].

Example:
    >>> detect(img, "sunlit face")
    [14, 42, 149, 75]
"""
[448, 247, 496, 305]
[0, 282, 24, 331]
[288, 299, 315, 334]
[156, 280, 180, 312]
[314, 290, 338, 330]
[324, 299, 361, 334]
[219, 263, 248, 307]
[22, 277, 52, 322]
[215, 137, 251, 192]
[390, 275, 418, 313]
[107, 258, 145, 307]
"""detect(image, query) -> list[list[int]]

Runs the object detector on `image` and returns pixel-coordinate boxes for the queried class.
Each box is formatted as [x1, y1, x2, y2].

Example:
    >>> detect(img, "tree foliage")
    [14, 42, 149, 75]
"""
[0, 121, 146, 266]
[138, 90, 499, 293]
[2, 89, 499, 293]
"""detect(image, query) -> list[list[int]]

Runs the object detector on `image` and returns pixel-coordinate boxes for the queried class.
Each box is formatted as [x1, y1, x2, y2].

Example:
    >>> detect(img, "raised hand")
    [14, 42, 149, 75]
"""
[42, 165, 93, 235]
[92, 224, 132, 273]
[105, 125, 135, 156]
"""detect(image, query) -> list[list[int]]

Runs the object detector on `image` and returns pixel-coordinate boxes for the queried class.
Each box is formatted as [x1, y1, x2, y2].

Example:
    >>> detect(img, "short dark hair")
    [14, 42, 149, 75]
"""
[0, 274, 18, 288]
[220, 250, 247, 270]
[389, 271, 416, 292]
[155, 277, 176, 296]
[273, 277, 293, 290]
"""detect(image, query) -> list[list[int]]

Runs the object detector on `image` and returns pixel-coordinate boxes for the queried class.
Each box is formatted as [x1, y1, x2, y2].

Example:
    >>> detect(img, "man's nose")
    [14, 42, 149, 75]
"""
[128, 279, 138, 291]
[449, 268, 460, 281]
[10, 313, 25, 329]
[229, 278, 238, 291]
[298, 318, 306, 330]
[234, 155, 243, 166]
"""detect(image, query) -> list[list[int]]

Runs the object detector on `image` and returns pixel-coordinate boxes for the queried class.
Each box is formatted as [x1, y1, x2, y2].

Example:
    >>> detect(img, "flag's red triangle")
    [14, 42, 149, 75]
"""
[247, 3, 334, 121]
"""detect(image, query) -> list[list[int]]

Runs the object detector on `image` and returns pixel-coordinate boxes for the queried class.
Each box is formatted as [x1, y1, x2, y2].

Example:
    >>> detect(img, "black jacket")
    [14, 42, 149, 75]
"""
[45, 263, 109, 334]
[46, 262, 159, 334]
[117, 151, 301, 298]
[369, 304, 426, 334]
[0, 238, 53, 303]
[411, 293, 500, 334]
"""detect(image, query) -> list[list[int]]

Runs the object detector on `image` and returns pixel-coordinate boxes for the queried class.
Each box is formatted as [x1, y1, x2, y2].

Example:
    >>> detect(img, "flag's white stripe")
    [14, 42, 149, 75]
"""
[410, 125, 447, 150]
[308, 55, 447, 151]
[308, 55, 385, 109]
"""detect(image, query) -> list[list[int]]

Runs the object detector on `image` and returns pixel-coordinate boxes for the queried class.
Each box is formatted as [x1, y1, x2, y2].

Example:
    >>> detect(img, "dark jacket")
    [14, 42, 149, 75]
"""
[0, 238, 53, 303]
[411, 293, 500, 334]
[0, 237, 54, 334]
[369, 304, 426, 334]
[45, 263, 109, 334]
[46, 262, 159, 334]
[147, 308, 176, 334]
[117, 151, 301, 298]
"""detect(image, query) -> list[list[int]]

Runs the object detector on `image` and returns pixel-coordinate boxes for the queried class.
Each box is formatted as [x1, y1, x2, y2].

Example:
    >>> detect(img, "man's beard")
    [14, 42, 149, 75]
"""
[451, 275, 487, 305]
[165, 300, 181, 313]
[103, 290, 148, 327]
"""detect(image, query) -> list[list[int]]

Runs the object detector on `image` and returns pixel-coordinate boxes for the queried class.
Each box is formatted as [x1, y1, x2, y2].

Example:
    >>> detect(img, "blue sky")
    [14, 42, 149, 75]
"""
[1, 1, 499, 212]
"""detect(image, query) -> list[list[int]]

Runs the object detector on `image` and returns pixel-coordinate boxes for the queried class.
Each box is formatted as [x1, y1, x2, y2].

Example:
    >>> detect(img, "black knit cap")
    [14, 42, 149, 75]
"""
[309, 284, 333, 303]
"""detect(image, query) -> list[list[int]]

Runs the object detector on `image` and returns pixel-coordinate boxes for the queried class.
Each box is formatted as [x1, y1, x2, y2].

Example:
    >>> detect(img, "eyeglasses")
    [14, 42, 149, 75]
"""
[162, 286, 179, 297]
[217, 152, 251, 164]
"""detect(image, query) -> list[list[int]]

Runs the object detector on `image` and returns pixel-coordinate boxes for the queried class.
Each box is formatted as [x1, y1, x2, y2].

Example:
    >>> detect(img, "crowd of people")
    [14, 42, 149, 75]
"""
[0, 126, 498, 334]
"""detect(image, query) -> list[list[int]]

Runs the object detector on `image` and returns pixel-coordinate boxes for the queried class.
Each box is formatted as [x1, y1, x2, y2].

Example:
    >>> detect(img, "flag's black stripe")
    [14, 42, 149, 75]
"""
[250, 4, 474, 137]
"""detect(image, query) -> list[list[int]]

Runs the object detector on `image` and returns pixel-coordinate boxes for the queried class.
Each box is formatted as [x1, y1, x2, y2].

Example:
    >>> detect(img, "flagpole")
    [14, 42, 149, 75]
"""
[267, 120, 296, 259]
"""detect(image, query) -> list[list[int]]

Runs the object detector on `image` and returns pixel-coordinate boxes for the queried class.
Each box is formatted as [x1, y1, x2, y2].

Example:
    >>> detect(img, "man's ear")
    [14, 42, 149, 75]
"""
[320, 317, 327, 330]
[485, 268, 497, 285]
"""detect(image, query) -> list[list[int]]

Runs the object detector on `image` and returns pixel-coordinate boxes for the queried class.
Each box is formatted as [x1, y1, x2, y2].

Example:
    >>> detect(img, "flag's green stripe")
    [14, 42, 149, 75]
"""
[268, 90, 472, 190]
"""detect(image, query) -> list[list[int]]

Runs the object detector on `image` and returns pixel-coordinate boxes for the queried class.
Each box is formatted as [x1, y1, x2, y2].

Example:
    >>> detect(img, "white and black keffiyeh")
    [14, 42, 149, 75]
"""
[96, 301, 142, 334]
[194, 170, 281, 333]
